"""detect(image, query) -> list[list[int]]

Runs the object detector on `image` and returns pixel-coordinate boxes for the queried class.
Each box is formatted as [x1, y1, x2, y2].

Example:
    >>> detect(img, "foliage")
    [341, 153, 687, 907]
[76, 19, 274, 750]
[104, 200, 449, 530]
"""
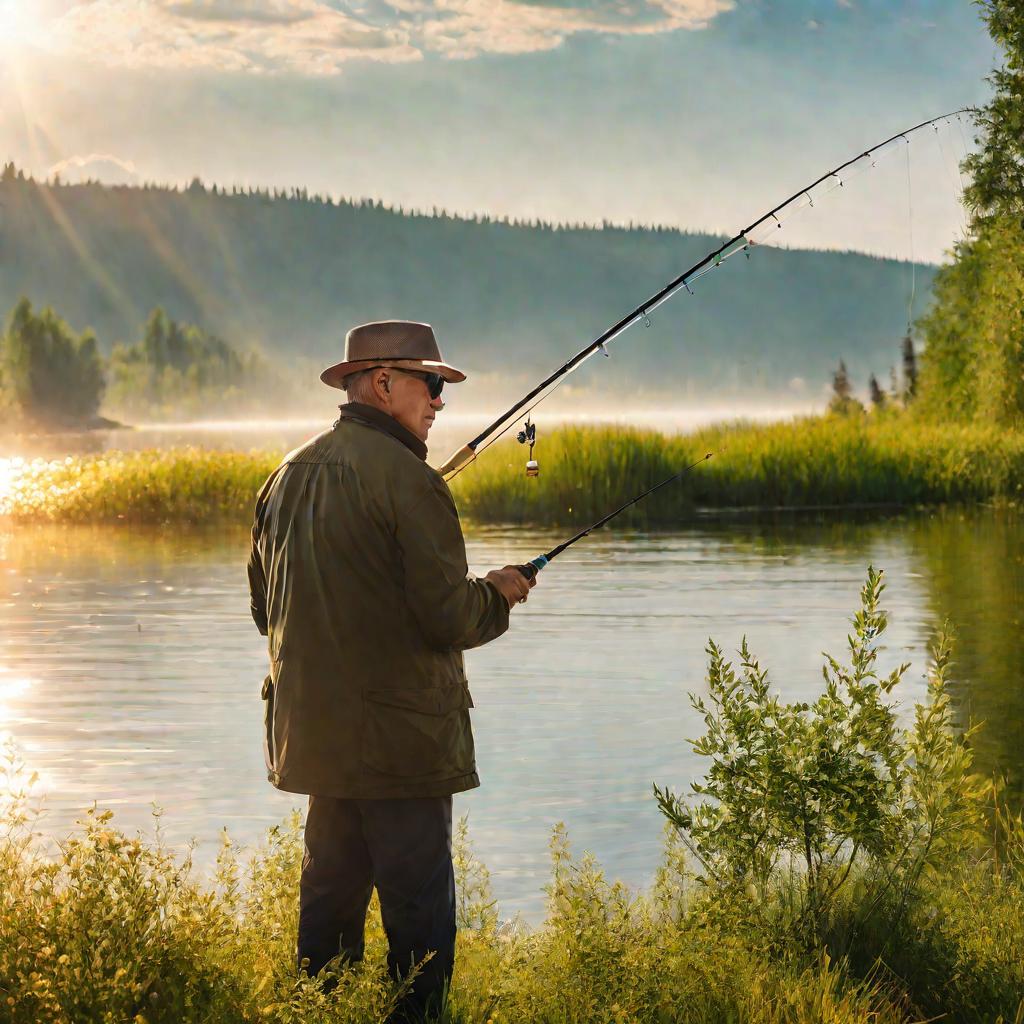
[867, 374, 886, 409]
[828, 359, 865, 417]
[917, 219, 1024, 425]
[962, 0, 1024, 220]
[918, 1, 1024, 425]
[655, 569, 989, 955]
[0, 297, 105, 428]
[106, 308, 289, 420]
[6, 415, 1024, 524]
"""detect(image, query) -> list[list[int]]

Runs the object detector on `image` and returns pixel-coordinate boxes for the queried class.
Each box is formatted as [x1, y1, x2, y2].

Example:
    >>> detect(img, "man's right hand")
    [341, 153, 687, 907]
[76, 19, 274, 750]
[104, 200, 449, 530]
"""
[485, 565, 537, 608]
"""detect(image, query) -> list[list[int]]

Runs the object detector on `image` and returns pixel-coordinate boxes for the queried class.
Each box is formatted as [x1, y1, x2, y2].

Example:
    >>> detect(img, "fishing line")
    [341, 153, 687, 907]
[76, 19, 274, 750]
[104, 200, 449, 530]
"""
[514, 453, 714, 581]
[436, 108, 977, 482]
[445, 361, 589, 479]
[905, 139, 916, 336]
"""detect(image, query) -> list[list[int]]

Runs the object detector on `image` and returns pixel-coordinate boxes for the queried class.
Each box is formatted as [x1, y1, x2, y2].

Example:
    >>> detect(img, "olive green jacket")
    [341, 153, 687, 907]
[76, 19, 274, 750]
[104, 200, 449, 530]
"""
[247, 403, 510, 799]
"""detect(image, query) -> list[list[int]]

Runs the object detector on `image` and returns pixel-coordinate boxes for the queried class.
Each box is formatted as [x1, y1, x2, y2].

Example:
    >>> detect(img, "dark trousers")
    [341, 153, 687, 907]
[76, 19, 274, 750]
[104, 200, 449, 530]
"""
[297, 794, 456, 1021]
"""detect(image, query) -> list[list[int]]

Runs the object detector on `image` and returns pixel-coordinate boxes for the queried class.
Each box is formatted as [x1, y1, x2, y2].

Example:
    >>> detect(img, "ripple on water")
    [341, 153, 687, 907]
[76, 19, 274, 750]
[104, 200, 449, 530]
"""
[0, 510, 1021, 920]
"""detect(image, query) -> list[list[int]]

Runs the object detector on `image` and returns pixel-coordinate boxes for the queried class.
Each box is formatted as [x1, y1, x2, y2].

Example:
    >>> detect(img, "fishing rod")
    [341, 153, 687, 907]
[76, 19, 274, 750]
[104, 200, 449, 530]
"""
[438, 107, 976, 482]
[514, 452, 713, 582]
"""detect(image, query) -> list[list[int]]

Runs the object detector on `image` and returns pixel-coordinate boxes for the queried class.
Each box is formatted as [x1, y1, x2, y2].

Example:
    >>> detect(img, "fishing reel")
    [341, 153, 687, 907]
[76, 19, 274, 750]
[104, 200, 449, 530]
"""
[516, 417, 539, 477]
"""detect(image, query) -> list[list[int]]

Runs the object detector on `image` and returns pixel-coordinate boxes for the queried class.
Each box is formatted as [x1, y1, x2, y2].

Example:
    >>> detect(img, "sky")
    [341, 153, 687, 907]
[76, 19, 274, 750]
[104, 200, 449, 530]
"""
[0, 0, 998, 261]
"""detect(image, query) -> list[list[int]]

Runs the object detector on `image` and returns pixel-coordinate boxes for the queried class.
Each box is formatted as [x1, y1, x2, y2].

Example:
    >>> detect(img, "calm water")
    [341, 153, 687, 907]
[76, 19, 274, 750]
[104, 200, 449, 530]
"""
[2, 509, 1021, 920]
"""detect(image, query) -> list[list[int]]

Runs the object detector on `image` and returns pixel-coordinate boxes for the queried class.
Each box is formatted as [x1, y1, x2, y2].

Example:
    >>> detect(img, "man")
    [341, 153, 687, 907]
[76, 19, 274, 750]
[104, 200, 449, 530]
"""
[247, 320, 534, 1021]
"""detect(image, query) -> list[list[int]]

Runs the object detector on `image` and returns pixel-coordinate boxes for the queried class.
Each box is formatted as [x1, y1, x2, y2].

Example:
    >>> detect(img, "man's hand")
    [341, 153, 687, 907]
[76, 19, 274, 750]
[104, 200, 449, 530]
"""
[485, 565, 537, 608]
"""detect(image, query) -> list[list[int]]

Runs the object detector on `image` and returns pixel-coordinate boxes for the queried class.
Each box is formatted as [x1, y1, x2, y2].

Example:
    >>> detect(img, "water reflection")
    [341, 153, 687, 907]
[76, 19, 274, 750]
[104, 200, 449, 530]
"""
[0, 510, 1019, 918]
[907, 508, 1024, 799]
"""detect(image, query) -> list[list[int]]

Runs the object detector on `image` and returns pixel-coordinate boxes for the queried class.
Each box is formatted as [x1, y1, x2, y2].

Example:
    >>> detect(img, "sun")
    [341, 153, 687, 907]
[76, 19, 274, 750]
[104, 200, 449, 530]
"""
[0, 0, 44, 52]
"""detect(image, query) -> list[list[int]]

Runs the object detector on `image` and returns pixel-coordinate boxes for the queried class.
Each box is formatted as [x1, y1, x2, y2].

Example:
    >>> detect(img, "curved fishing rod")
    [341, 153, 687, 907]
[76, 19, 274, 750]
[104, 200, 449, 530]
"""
[438, 106, 975, 481]
[514, 452, 713, 581]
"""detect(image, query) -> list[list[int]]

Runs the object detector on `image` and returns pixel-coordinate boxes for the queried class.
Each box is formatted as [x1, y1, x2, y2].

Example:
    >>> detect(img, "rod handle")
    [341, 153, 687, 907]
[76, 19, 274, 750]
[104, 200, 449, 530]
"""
[514, 555, 549, 581]
[438, 444, 477, 481]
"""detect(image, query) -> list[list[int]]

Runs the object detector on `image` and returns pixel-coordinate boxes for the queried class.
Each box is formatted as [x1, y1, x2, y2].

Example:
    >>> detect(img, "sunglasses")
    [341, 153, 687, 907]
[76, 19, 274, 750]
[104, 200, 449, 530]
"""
[382, 367, 445, 400]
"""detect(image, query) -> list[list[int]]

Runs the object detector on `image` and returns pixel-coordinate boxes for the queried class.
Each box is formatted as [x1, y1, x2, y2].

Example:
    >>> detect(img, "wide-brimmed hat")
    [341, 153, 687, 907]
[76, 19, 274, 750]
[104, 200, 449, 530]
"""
[320, 320, 467, 389]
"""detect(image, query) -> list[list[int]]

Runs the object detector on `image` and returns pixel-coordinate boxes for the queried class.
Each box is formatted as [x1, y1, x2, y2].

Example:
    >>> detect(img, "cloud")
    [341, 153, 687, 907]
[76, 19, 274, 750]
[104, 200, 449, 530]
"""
[49, 1, 421, 75]
[162, 1, 314, 24]
[46, 0, 733, 75]
[410, 0, 732, 60]
[47, 153, 141, 185]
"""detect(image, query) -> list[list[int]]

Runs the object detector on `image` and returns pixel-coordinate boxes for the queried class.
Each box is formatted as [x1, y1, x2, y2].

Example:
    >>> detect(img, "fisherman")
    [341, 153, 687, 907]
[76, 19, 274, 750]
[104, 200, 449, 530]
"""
[247, 321, 535, 1021]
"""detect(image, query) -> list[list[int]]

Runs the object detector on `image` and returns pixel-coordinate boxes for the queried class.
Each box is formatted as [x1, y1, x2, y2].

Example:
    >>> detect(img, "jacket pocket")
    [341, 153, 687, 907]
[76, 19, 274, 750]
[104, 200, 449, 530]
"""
[361, 685, 475, 779]
[261, 674, 277, 781]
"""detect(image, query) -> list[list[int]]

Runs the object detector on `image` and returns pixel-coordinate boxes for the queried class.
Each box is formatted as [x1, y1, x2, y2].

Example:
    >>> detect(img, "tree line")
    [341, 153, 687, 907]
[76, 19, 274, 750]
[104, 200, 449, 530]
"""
[824, 0, 1020, 429]
[827, 335, 918, 416]
[0, 298, 287, 430]
[0, 159, 935, 397]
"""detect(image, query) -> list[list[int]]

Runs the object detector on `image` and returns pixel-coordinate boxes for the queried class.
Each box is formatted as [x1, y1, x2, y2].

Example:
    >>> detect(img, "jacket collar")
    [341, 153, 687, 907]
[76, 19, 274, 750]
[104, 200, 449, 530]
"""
[336, 402, 428, 462]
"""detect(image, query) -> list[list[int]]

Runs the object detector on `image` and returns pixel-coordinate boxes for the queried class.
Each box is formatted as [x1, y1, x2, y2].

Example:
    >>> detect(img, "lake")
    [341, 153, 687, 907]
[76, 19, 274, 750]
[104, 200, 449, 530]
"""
[1, 506, 1020, 921]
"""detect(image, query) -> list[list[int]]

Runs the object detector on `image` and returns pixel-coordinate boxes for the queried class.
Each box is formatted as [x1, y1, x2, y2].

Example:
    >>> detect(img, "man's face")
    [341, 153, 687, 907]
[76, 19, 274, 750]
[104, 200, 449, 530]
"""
[387, 370, 445, 443]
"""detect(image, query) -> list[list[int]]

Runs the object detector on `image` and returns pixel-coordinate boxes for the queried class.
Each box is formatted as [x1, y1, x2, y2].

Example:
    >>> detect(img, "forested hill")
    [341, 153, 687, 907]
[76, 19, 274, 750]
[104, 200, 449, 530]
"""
[0, 172, 935, 395]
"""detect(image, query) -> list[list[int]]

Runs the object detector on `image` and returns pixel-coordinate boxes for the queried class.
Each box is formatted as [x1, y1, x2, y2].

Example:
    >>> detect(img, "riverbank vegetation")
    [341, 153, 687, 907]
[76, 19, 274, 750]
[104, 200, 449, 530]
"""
[3, 413, 1023, 524]
[0, 298, 293, 432]
[0, 298, 107, 431]
[915, 1, 1024, 430]
[2, 570, 1021, 1023]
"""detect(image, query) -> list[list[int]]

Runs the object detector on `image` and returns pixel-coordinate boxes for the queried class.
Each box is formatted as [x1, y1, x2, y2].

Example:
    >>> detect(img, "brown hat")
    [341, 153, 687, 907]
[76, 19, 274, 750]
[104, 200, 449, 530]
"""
[320, 320, 467, 389]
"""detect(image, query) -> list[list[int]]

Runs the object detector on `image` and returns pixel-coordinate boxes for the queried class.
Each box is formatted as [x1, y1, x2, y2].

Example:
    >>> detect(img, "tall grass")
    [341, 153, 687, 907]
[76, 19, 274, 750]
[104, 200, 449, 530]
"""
[3, 414, 1024, 524]
[0, 449, 279, 523]
[452, 415, 1024, 525]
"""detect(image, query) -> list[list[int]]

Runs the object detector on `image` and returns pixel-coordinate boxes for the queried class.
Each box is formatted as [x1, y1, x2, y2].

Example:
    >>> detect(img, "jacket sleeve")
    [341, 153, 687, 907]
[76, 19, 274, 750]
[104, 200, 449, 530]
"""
[247, 485, 270, 637]
[395, 472, 510, 651]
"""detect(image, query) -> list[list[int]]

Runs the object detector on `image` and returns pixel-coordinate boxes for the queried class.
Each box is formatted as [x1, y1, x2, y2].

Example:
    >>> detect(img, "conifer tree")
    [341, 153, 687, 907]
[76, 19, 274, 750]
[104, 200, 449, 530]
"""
[901, 335, 917, 401]
[869, 373, 886, 409]
[829, 359, 864, 415]
[918, 0, 1024, 425]
[0, 297, 105, 425]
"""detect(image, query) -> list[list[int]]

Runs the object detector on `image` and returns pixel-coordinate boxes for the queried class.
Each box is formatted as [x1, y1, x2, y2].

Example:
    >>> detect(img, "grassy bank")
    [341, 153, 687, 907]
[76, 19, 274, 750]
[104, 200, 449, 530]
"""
[3, 801, 1021, 1024]
[2, 414, 1023, 524]
[2, 569, 1023, 1023]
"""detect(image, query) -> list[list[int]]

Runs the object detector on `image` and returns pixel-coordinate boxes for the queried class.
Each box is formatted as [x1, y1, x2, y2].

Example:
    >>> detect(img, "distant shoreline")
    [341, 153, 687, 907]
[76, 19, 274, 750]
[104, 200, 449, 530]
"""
[2, 414, 1021, 525]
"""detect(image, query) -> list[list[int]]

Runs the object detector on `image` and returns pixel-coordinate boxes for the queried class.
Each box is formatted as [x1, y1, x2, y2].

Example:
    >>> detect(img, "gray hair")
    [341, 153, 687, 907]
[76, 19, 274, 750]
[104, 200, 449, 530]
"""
[342, 367, 384, 404]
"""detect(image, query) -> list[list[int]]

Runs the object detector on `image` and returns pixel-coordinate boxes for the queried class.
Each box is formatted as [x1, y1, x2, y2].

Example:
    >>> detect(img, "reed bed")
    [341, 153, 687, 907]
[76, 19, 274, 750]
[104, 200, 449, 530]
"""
[0, 449, 279, 523]
[452, 415, 1024, 525]
[2, 414, 1023, 524]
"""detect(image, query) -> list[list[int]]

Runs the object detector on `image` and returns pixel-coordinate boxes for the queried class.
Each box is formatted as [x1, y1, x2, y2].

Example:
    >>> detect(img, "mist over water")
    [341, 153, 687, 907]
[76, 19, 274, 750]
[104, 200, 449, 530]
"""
[1, 399, 823, 462]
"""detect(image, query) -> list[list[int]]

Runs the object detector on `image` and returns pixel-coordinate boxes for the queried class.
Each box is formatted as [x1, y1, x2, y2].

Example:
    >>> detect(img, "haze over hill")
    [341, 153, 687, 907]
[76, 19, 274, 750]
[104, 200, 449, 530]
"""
[0, 171, 936, 404]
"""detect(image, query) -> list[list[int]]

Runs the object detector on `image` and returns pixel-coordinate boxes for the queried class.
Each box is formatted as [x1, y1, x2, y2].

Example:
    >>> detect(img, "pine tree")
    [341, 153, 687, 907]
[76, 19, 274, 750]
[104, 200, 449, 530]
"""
[829, 359, 864, 415]
[963, 1, 1024, 221]
[0, 297, 105, 426]
[901, 335, 917, 401]
[869, 373, 886, 409]
[917, 1, 1024, 425]
[832, 359, 852, 401]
